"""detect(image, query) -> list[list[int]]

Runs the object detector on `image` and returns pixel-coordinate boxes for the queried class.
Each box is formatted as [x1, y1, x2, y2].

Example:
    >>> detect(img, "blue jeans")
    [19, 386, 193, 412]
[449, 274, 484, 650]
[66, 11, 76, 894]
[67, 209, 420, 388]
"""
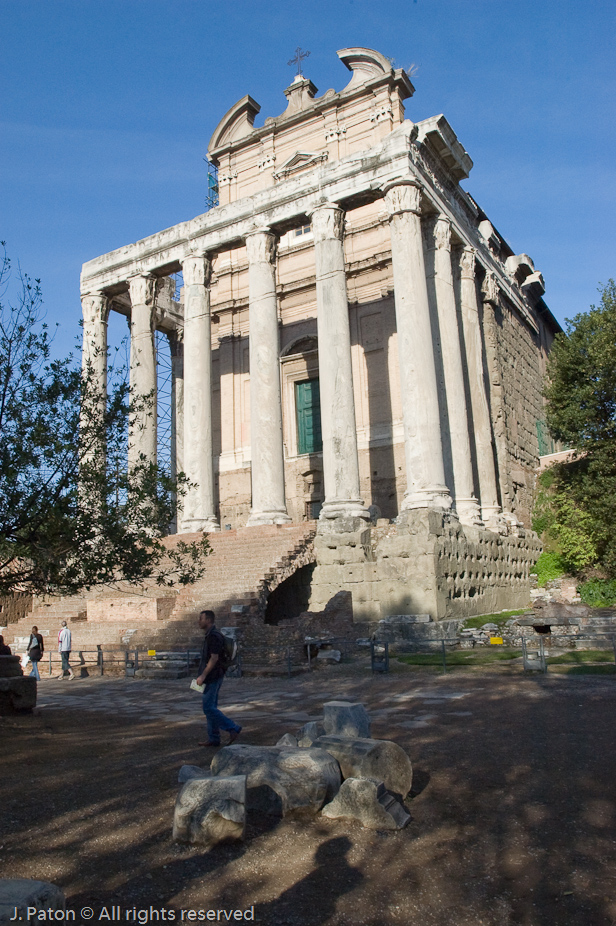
[202, 678, 240, 745]
[30, 661, 40, 680]
[61, 652, 71, 673]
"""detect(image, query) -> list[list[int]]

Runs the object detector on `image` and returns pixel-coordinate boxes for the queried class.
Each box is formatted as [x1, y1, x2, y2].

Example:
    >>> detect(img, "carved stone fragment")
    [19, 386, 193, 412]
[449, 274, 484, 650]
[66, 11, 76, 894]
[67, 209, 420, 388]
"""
[173, 775, 246, 847]
[211, 744, 341, 817]
[321, 777, 410, 829]
[314, 735, 413, 799]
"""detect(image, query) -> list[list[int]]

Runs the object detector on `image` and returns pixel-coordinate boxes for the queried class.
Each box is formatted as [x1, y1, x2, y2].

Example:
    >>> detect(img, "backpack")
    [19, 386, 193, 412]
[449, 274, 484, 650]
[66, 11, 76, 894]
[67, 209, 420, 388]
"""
[205, 627, 238, 674]
[219, 628, 239, 672]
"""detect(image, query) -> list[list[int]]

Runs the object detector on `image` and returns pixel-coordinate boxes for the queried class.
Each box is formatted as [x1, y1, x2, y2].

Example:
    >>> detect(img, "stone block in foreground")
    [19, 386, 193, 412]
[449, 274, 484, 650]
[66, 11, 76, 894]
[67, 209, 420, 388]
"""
[177, 765, 212, 784]
[321, 777, 410, 829]
[0, 656, 23, 678]
[0, 879, 65, 926]
[314, 735, 413, 799]
[173, 775, 246, 847]
[323, 701, 371, 738]
[0, 677, 36, 714]
[211, 744, 341, 817]
[296, 720, 325, 747]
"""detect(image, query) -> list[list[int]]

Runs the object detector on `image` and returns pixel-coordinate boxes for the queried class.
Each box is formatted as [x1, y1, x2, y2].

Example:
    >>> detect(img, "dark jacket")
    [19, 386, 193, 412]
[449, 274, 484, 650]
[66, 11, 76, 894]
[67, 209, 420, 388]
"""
[198, 626, 225, 681]
[28, 632, 44, 662]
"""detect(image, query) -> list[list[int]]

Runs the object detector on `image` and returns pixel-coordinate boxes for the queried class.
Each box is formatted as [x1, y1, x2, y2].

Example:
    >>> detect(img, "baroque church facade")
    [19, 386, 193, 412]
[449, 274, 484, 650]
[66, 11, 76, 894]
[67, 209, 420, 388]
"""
[80, 48, 556, 619]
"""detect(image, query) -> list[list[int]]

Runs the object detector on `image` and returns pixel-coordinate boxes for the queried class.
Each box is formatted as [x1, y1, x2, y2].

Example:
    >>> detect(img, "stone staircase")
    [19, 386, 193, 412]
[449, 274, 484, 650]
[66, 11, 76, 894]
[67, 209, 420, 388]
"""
[3, 523, 317, 661]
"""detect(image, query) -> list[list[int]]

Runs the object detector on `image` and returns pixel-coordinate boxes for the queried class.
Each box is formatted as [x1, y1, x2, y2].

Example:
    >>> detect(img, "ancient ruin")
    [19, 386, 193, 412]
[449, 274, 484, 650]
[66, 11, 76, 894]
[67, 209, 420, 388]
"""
[173, 700, 412, 846]
[3, 47, 558, 653]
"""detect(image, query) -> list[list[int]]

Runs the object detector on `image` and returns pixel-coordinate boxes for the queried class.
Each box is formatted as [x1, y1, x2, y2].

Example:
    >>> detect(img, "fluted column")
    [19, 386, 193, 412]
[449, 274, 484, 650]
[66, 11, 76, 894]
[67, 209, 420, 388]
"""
[311, 203, 369, 521]
[430, 218, 481, 526]
[80, 291, 109, 467]
[459, 248, 503, 529]
[481, 272, 513, 516]
[245, 230, 291, 525]
[168, 329, 184, 534]
[384, 180, 452, 511]
[179, 255, 219, 533]
[128, 274, 157, 469]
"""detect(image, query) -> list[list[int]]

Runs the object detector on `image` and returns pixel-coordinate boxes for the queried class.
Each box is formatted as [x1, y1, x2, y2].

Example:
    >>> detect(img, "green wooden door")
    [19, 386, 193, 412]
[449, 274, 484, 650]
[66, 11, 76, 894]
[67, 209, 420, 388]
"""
[295, 379, 322, 455]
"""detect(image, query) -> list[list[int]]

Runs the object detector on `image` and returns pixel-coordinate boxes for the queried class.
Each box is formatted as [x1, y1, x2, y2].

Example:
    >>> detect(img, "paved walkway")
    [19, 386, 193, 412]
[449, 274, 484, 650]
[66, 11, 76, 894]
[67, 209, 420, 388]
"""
[34, 670, 475, 733]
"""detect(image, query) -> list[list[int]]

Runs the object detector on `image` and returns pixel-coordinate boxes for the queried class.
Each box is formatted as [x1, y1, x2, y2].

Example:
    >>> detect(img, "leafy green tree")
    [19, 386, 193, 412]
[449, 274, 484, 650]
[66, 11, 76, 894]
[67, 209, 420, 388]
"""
[540, 280, 616, 575]
[0, 245, 209, 596]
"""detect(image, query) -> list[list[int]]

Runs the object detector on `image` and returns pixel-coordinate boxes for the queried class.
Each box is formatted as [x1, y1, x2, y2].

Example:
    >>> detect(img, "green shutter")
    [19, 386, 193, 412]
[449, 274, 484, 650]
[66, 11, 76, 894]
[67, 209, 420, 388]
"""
[295, 379, 322, 454]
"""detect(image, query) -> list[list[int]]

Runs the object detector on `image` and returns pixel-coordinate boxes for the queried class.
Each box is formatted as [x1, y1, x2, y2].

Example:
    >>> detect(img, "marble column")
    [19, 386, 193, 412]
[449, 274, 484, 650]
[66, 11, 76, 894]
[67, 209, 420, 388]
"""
[481, 272, 513, 516]
[128, 274, 157, 469]
[383, 180, 452, 511]
[430, 218, 481, 526]
[168, 329, 184, 534]
[244, 230, 291, 525]
[179, 255, 219, 533]
[310, 203, 370, 521]
[80, 291, 109, 466]
[458, 248, 503, 529]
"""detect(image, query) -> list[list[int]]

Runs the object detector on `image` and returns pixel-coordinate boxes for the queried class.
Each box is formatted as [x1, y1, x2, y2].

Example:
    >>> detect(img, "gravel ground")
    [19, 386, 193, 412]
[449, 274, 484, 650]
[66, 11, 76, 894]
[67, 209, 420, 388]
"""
[2, 664, 616, 926]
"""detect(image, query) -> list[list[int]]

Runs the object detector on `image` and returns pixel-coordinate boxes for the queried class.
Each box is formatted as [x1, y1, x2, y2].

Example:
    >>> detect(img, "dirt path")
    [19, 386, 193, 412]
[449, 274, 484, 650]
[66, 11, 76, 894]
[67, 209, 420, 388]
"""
[2, 666, 616, 926]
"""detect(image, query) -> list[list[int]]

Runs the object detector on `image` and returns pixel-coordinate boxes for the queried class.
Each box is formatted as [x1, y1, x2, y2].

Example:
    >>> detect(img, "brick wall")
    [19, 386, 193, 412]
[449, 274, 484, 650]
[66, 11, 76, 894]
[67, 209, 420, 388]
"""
[0, 593, 33, 626]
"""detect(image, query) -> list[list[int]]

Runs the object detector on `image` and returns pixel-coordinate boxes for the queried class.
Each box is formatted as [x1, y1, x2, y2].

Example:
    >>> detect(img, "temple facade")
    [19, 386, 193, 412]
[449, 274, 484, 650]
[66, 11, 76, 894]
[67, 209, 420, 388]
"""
[80, 48, 556, 620]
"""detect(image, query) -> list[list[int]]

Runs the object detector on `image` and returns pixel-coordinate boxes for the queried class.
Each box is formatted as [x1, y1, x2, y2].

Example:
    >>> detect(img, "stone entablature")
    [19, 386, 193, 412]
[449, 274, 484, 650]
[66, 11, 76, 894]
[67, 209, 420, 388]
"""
[80, 46, 560, 538]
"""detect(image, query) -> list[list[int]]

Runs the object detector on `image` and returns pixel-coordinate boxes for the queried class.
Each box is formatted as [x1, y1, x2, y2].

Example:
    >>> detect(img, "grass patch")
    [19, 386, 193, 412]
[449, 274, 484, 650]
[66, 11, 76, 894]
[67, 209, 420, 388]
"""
[461, 610, 527, 631]
[547, 649, 615, 665]
[397, 648, 520, 667]
[534, 551, 567, 587]
[549, 664, 616, 676]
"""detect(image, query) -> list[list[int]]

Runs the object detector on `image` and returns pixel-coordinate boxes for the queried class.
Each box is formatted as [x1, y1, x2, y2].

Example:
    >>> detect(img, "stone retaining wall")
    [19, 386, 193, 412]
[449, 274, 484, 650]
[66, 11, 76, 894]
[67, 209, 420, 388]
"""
[308, 511, 541, 622]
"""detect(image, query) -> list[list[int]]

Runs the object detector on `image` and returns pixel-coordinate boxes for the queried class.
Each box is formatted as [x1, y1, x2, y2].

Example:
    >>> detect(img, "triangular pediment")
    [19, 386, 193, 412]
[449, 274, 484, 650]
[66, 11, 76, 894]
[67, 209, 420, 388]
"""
[273, 150, 328, 182]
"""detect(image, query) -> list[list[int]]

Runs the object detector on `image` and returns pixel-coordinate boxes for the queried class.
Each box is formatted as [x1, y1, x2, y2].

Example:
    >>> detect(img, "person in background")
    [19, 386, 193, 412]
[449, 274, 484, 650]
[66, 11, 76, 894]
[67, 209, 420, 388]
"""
[57, 620, 75, 679]
[27, 625, 44, 680]
[196, 610, 241, 747]
[0, 635, 11, 656]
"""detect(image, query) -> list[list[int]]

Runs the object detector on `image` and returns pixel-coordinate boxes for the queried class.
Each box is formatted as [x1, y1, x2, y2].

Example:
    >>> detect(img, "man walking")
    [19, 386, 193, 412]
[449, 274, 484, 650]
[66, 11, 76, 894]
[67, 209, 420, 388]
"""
[57, 620, 75, 680]
[196, 610, 241, 747]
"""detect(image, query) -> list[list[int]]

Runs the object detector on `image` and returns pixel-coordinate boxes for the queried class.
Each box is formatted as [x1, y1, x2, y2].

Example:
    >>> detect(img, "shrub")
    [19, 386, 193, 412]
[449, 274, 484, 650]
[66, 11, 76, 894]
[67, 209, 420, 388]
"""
[534, 551, 567, 587]
[578, 578, 616, 607]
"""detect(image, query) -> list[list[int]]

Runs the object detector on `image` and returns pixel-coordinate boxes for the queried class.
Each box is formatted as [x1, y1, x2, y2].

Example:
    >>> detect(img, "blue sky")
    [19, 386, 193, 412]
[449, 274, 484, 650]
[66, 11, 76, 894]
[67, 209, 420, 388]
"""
[2, 0, 615, 357]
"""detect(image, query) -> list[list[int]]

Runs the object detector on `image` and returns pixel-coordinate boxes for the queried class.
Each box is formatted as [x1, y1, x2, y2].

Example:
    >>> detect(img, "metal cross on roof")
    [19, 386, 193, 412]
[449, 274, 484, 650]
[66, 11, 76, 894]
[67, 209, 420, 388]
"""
[288, 46, 310, 77]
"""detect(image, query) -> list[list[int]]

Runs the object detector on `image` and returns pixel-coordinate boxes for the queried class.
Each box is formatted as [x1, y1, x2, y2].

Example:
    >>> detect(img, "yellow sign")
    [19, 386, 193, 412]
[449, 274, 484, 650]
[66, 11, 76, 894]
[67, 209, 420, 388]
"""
[490, 637, 504, 645]
[147, 649, 156, 656]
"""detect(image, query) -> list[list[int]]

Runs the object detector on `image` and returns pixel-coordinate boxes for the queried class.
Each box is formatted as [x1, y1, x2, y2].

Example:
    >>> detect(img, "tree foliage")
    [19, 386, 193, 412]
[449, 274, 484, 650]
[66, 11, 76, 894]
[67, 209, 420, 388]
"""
[0, 245, 209, 596]
[538, 280, 616, 576]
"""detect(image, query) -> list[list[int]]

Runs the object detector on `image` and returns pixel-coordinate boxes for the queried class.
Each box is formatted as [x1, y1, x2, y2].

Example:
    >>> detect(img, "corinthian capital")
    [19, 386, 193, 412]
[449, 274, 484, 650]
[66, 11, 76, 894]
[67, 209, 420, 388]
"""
[383, 179, 422, 218]
[460, 246, 477, 280]
[81, 292, 109, 326]
[481, 271, 500, 306]
[128, 273, 156, 307]
[309, 204, 345, 243]
[181, 254, 212, 287]
[434, 216, 451, 251]
[245, 229, 277, 265]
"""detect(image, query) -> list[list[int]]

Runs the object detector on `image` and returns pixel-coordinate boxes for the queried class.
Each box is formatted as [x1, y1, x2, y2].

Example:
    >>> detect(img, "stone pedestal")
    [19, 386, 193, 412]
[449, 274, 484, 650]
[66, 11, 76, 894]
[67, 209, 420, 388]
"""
[245, 230, 291, 526]
[384, 181, 452, 512]
[179, 255, 219, 533]
[311, 203, 369, 523]
[0, 657, 36, 713]
[128, 274, 157, 469]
